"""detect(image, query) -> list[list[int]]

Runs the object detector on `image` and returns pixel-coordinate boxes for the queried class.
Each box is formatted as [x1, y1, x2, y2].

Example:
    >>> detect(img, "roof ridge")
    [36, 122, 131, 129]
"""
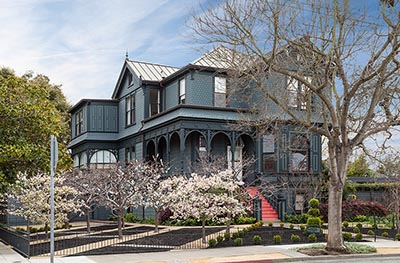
[127, 59, 180, 69]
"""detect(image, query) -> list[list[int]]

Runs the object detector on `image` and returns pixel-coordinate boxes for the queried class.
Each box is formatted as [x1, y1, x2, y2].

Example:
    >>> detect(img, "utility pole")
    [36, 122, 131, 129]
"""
[50, 135, 58, 263]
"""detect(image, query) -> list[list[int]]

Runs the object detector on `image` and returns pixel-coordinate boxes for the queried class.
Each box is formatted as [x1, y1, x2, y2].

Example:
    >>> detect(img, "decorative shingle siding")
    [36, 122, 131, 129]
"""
[165, 79, 179, 109]
[188, 71, 213, 106]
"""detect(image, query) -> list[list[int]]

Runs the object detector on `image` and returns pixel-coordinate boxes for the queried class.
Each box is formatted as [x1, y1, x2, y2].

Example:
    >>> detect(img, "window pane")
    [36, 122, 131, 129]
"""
[179, 78, 185, 96]
[262, 135, 275, 153]
[73, 155, 79, 167]
[214, 93, 226, 107]
[215, 77, 226, 93]
[291, 151, 308, 171]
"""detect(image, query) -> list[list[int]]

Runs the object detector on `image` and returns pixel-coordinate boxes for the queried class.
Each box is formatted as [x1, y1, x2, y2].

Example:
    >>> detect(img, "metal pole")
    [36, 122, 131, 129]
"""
[50, 135, 58, 263]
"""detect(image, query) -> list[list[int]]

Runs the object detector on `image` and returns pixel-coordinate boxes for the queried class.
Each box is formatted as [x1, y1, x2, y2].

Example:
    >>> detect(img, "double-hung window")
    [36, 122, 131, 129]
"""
[287, 76, 312, 110]
[75, 110, 83, 136]
[149, 89, 160, 117]
[126, 94, 135, 126]
[179, 78, 186, 104]
[289, 133, 309, 172]
[214, 76, 227, 107]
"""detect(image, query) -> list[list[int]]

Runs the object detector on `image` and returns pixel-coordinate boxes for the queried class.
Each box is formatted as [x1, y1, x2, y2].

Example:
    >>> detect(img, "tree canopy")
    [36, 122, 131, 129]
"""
[0, 68, 71, 194]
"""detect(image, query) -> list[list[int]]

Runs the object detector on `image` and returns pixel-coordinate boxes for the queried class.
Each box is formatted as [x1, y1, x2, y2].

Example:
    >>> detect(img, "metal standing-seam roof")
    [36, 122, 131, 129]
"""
[126, 60, 179, 81]
[192, 45, 247, 69]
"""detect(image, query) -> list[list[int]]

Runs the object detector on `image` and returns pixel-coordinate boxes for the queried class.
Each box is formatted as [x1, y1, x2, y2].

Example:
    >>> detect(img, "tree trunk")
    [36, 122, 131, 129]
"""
[201, 218, 206, 244]
[45, 223, 49, 235]
[226, 213, 231, 235]
[326, 179, 345, 251]
[85, 207, 91, 233]
[326, 141, 348, 252]
[154, 211, 160, 233]
[117, 210, 123, 239]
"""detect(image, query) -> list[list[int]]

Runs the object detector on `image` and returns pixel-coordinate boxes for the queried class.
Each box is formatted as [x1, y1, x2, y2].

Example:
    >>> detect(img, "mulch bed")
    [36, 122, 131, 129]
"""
[214, 226, 310, 247]
[75, 227, 225, 255]
[30, 226, 155, 256]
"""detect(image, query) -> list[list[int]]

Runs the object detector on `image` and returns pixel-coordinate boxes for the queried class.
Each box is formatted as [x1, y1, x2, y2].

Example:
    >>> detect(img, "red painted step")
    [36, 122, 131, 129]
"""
[247, 187, 279, 221]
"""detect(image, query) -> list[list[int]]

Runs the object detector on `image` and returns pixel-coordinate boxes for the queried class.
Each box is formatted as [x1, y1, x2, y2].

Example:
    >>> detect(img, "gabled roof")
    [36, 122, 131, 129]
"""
[192, 45, 247, 69]
[126, 59, 179, 82]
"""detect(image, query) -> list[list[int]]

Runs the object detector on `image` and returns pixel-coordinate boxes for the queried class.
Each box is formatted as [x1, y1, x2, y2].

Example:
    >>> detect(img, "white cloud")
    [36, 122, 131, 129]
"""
[0, 0, 207, 104]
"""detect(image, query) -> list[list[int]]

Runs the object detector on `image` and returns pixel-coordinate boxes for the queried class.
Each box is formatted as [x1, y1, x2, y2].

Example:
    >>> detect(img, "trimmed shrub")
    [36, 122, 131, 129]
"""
[382, 232, 389, 238]
[284, 213, 309, 224]
[356, 223, 363, 229]
[208, 239, 217, 247]
[395, 233, 400, 241]
[352, 215, 368, 222]
[268, 221, 273, 227]
[307, 217, 322, 227]
[234, 237, 243, 246]
[353, 226, 360, 233]
[343, 232, 352, 241]
[253, 235, 262, 245]
[216, 235, 224, 243]
[235, 216, 257, 225]
[342, 221, 349, 228]
[308, 208, 320, 217]
[300, 224, 306, 230]
[280, 222, 284, 227]
[124, 213, 140, 223]
[291, 234, 300, 243]
[224, 232, 231, 240]
[355, 233, 363, 241]
[273, 234, 281, 244]
[290, 223, 294, 229]
[367, 230, 375, 235]
[308, 233, 317, 242]
[309, 198, 320, 209]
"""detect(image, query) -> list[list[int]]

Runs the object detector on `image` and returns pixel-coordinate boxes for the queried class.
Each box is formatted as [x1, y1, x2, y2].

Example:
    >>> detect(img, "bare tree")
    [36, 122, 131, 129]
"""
[190, 0, 400, 251]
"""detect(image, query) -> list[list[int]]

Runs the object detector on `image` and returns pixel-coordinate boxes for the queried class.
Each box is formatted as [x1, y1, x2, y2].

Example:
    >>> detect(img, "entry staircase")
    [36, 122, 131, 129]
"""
[246, 187, 279, 221]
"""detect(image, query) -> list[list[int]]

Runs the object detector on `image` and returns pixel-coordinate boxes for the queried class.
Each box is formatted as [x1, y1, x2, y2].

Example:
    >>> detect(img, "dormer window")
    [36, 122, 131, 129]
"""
[214, 76, 227, 107]
[179, 78, 186, 104]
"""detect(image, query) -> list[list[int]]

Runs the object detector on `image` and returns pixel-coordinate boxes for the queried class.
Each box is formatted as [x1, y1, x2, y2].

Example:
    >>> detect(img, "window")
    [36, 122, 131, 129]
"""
[290, 133, 309, 172]
[149, 89, 160, 116]
[126, 94, 135, 126]
[214, 76, 227, 107]
[75, 110, 83, 136]
[179, 78, 185, 104]
[125, 146, 135, 163]
[262, 134, 275, 173]
[287, 76, 312, 110]
[90, 150, 117, 169]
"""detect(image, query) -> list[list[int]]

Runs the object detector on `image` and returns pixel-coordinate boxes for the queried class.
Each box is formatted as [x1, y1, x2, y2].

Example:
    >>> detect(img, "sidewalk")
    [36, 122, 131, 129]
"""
[1, 238, 400, 263]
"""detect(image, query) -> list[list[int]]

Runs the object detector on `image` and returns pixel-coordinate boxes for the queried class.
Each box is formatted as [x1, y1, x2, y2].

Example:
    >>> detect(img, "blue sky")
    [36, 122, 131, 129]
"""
[0, 0, 210, 104]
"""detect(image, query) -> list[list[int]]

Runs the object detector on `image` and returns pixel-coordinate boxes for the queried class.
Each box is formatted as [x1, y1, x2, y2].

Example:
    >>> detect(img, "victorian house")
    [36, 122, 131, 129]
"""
[68, 46, 324, 220]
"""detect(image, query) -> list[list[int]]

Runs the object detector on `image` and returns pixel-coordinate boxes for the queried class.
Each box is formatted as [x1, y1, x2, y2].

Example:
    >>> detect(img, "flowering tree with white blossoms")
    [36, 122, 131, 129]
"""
[8, 172, 82, 233]
[168, 169, 249, 243]
[64, 169, 100, 233]
[140, 159, 169, 233]
[90, 161, 154, 239]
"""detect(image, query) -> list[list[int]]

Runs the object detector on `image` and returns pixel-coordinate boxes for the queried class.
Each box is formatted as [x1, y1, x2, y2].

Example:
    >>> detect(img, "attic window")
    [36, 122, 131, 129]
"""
[287, 76, 312, 111]
[128, 73, 133, 86]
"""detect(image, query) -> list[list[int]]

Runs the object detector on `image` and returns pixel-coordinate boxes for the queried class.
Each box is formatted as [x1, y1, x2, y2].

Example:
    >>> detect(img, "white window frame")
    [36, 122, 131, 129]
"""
[214, 76, 227, 107]
[126, 94, 135, 126]
[179, 78, 186, 104]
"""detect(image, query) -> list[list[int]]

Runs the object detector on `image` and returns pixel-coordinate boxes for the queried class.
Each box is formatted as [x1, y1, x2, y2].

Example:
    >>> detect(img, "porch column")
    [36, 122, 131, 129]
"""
[166, 133, 171, 163]
[256, 136, 263, 174]
[179, 128, 185, 174]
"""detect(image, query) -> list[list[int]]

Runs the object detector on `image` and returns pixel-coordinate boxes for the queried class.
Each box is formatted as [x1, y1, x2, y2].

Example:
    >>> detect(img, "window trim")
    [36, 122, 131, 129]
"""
[179, 78, 186, 104]
[125, 94, 135, 127]
[214, 76, 227, 107]
[75, 110, 83, 136]
[287, 76, 312, 111]
[289, 133, 309, 172]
